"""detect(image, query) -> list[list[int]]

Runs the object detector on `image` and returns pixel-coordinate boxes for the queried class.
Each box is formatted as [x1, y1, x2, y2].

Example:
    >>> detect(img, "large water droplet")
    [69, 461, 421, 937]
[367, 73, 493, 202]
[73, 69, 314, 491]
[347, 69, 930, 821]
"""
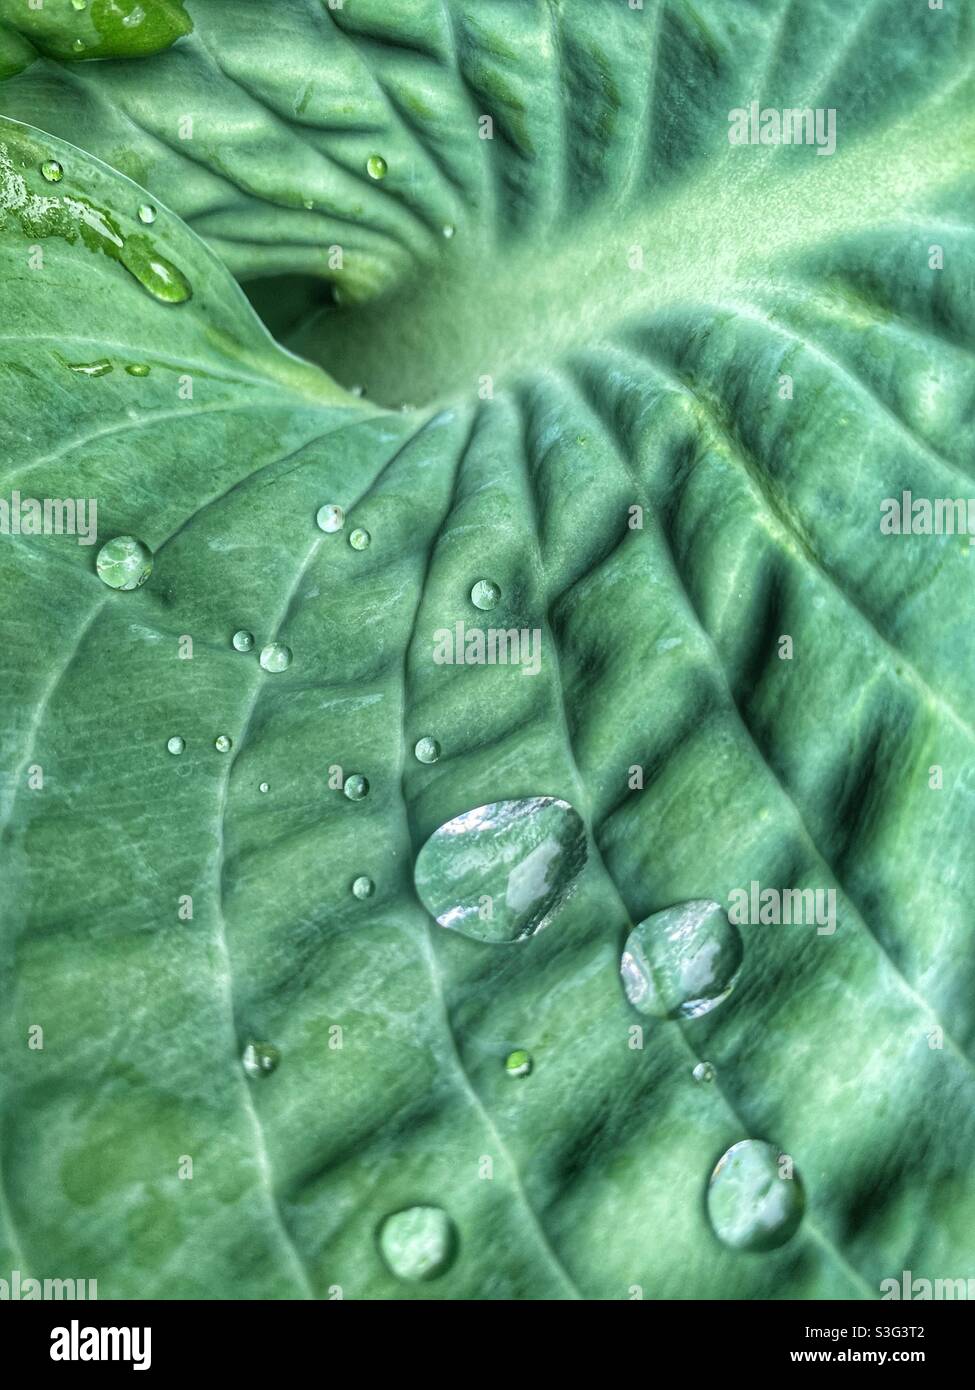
[349, 527, 371, 551]
[96, 536, 153, 590]
[366, 154, 388, 180]
[620, 900, 742, 1019]
[40, 159, 64, 183]
[138, 203, 156, 225]
[414, 797, 587, 944]
[232, 629, 254, 652]
[414, 736, 440, 765]
[242, 1041, 279, 1079]
[505, 1049, 532, 1078]
[167, 736, 185, 755]
[119, 235, 192, 305]
[316, 503, 344, 533]
[707, 1140, 804, 1252]
[378, 1206, 456, 1282]
[260, 642, 292, 673]
[344, 774, 369, 801]
[352, 875, 374, 899]
[215, 735, 232, 753]
[470, 579, 500, 611]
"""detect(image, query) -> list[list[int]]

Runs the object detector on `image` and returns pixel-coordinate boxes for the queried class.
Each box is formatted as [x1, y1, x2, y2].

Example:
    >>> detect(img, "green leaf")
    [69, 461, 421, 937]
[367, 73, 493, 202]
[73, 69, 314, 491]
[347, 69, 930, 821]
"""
[2, 0, 975, 1301]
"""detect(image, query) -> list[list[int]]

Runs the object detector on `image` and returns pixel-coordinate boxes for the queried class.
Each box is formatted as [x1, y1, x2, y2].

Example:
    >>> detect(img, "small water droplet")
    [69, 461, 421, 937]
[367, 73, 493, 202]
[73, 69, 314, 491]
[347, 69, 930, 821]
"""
[707, 1140, 804, 1252]
[414, 736, 440, 764]
[259, 643, 292, 673]
[259, 782, 270, 794]
[232, 629, 254, 652]
[41, 160, 63, 183]
[215, 735, 232, 753]
[414, 797, 587, 944]
[72, 38, 85, 53]
[378, 1206, 456, 1282]
[621, 900, 743, 1019]
[68, 359, 112, 377]
[242, 1041, 279, 1079]
[138, 203, 156, 225]
[470, 579, 501, 610]
[693, 1061, 716, 1084]
[505, 1049, 532, 1078]
[343, 774, 369, 801]
[352, 875, 374, 899]
[316, 503, 344, 533]
[96, 535, 153, 590]
[167, 736, 185, 755]
[350, 384, 365, 397]
[71, 0, 87, 11]
[125, 363, 150, 377]
[349, 527, 371, 551]
[366, 154, 388, 180]
[442, 223, 455, 239]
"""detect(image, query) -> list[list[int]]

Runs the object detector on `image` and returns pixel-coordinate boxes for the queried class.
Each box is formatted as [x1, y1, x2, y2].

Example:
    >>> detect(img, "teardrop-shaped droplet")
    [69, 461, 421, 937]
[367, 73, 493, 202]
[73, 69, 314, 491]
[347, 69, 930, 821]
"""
[259, 642, 292, 673]
[349, 527, 371, 551]
[470, 579, 501, 611]
[352, 875, 374, 899]
[167, 736, 185, 755]
[414, 736, 440, 765]
[138, 203, 156, 225]
[707, 1140, 804, 1252]
[95, 535, 153, 590]
[316, 503, 344, 533]
[505, 1049, 532, 1078]
[414, 797, 587, 944]
[343, 774, 369, 801]
[693, 1061, 716, 1084]
[125, 363, 150, 377]
[620, 900, 742, 1019]
[215, 735, 232, 753]
[242, 1041, 279, 1079]
[119, 234, 192, 305]
[232, 629, 254, 652]
[366, 154, 388, 180]
[378, 1206, 456, 1282]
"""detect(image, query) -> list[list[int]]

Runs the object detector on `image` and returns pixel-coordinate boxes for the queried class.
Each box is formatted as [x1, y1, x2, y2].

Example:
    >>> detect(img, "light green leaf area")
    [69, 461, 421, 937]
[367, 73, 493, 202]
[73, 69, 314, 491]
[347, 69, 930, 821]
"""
[1, 0, 975, 1301]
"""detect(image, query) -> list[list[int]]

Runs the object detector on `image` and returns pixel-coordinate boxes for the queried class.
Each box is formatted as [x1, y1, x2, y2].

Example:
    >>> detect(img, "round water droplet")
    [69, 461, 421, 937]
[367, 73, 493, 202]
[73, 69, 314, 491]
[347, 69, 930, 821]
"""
[505, 1049, 532, 1078]
[242, 1041, 279, 1079]
[215, 735, 232, 753]
[259, 643, 292, 673]
[167, 736, 185, 756]
[316, 503, 344, 533]
[232, 629, 254, 652]
[352, 875, 374, 899]
[414, 797, 587, 944]
[343, 774, 369, 801]
[378, 1206, 456, 1282]
[96, 535, 153, 590]
[470, 579, 501, 611]
[40, 159, 63, 183]
[138, 204, 156, 225]
[259, 782, 270, 794]
[707, 1140, 804, 1252]
[693, 1061, 716, 1084]
[366, 154, 388, 180]
[442, 223, 455, 239]
[620, 900, 742, 1020]
[125, 363, 150, 377]
[349, 527, 371, 551]
[414, 736, 440, 765]
[72, 38, 85, 53]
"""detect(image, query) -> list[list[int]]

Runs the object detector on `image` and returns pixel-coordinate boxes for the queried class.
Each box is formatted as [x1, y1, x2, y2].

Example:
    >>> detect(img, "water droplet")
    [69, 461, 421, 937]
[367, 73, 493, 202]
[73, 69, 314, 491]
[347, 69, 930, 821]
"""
[68, 359, 112, 377]
[470, 579, 501, 611]
[41, 160, 63, 183]
[707, 1140, 804, 1252]
[316, 503, 344, 533]
[167, 736, 185, 755]
[119, 235, 192, 305]
[259, 643, 292, 673]
[350, 384, 365, 397]
[620, 900, 742, 1019]
[352, 875, 374, 899]
[349, 528, 371, 551]
[71, 0, 87, 12]
[505, 1049, 532, 1078]
[232, 629, 254, 652]
[693, 1061, 716, 1084]
[95, 535, 153, 590]
[125, 363, 150, 376]
[242, 1041, 279, 1079]
[343, 775, 369, 801]
[72, 38, 85, 53]
[414, 797, 587, 944]
[378, 1206, 456, 1282]
[366, 154, 388, 180]
[414, 736, 440, 765]
[442, 223, 455, 239]
[215, 735, 232, 753]
[138, 203, 156, 225]
[259, 782, 270, 794]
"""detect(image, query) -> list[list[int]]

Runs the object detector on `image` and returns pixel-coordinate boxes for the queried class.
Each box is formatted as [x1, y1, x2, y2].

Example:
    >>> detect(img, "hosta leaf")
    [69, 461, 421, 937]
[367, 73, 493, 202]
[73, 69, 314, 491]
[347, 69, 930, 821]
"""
[1, 0, 975, 1301]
